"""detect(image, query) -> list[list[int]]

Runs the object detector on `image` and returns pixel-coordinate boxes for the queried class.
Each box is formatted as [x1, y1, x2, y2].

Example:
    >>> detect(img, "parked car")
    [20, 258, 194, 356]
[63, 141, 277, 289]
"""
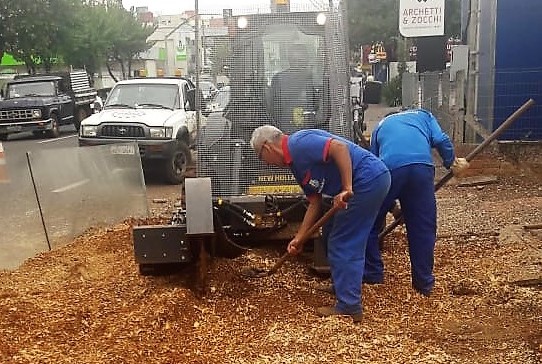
[203, 86, 230, 116]
[0, 70, 96, 140]
[200, 80, 218, 101]
[78, 77, 199, 184]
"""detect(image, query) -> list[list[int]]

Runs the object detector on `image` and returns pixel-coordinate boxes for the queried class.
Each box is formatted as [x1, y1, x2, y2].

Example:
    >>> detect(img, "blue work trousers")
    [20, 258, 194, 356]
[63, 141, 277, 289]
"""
[326, 171, 390, 315]
[365, 164, 437, 295]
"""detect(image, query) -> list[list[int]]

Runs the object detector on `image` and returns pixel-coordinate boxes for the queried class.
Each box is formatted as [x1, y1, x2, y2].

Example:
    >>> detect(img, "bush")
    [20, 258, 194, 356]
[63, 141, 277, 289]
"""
[382, 75, 402, 107]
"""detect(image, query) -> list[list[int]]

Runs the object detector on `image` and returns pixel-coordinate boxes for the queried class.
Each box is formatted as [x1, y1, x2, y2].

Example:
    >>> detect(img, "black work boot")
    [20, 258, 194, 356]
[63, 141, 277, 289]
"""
[316, 306, 362, 323]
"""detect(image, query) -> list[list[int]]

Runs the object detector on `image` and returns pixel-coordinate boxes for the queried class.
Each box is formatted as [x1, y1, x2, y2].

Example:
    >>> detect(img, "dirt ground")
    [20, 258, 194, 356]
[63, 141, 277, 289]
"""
[0, 166, 540, 363]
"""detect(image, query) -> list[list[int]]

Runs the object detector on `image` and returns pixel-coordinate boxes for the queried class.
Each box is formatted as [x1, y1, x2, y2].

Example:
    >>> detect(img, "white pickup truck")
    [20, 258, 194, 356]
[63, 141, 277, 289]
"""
[78, 77, 201, 184]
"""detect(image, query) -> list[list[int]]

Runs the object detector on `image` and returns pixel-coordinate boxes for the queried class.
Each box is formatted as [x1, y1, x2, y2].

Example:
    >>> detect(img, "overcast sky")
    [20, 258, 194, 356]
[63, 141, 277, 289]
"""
[122, 0, 329, 16]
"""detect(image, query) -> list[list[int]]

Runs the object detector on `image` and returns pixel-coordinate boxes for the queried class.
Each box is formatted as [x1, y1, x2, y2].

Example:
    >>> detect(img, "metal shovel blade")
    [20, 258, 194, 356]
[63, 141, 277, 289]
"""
[241, 206, 340, 279]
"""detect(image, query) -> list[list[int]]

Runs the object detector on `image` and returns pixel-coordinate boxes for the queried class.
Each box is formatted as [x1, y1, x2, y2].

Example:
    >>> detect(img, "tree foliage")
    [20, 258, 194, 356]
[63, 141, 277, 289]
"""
[346, 0, 462, 52]
[0, 0, 154, 77]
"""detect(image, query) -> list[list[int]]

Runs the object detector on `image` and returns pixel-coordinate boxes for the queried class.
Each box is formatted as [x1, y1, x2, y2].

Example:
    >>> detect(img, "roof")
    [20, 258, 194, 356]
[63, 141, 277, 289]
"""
[115, 77, 191, 86]
[9, 75, 62, 84]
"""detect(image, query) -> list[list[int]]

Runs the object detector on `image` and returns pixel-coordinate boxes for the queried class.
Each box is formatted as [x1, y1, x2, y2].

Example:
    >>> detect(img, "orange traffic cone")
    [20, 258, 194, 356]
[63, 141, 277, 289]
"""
[0, 142, 8, 183]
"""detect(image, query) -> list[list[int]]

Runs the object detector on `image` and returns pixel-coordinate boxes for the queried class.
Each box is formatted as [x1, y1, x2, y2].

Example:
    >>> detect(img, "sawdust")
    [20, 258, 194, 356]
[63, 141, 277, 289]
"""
[0, 175, 540, 363]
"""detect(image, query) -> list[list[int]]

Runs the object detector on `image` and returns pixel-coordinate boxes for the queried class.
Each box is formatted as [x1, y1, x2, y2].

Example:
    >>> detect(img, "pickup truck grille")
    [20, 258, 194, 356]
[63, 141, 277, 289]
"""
[0, 109, 34, 122]
[101, 125, 145, 138]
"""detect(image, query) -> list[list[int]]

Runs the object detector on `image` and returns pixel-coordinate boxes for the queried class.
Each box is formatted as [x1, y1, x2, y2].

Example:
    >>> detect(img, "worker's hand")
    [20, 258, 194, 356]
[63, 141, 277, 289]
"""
[389, 201, 402, 219]
[334, 190, 354, 209]
[287, 238, 304, 256]
[451, 157, 470, 177]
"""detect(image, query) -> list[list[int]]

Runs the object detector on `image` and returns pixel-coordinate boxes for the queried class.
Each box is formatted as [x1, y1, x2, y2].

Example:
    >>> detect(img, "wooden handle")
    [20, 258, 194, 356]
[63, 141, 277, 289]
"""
[268, 206, 341, 275]
[299, 205, 341, 244]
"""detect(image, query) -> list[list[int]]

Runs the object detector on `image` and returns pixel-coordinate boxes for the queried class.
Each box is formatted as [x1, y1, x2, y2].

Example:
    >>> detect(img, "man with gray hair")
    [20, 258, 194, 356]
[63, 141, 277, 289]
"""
[250, 125, 390, 322]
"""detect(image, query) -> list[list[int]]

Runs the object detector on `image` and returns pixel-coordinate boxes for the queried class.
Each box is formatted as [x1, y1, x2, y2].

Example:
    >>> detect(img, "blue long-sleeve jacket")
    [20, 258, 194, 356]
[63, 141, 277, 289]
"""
[370, 109, 455, 170]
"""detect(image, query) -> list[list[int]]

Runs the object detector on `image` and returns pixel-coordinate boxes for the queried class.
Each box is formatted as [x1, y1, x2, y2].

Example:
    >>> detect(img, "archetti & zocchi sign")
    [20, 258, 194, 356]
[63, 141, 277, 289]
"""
[399, 0, 445, 37]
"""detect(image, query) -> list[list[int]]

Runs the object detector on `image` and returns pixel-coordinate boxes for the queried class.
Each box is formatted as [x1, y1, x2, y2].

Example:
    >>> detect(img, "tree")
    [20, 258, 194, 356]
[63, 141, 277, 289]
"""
[5, 0, 80, 73]
[209, 39, 232, 77]
[61, 3, 117, 77]
[346, 0, 462, 58]
[103, 5, 155, 81]
[61, 2, 154, 81]
[346, 0, 398, 51]
[0, 0, 24, 60]
[1, 0, 153, 77]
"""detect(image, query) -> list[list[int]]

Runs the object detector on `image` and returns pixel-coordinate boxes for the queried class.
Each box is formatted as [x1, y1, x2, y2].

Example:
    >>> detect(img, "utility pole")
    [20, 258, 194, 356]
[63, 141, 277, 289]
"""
[195, 0, 201, 168]
[464, 0, 487, 142]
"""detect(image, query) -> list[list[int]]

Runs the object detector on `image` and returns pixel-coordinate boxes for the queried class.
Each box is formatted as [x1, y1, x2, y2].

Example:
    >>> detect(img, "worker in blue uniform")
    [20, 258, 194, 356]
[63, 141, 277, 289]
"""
[250, 125, 390, 322]
[367, 109, 469, 296]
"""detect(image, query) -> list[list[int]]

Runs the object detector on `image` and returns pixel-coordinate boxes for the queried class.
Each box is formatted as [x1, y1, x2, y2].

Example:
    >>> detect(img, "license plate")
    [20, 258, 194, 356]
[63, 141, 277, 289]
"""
[110, 144, 136, 155]
[247, 184, 303, 195]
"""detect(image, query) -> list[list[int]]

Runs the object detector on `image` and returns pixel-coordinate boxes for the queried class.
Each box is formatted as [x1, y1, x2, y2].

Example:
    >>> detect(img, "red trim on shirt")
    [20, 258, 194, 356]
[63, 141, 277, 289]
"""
[322, 138, 332, 162]
[301, 171, 311, 186]
[281, 135, 292, 165]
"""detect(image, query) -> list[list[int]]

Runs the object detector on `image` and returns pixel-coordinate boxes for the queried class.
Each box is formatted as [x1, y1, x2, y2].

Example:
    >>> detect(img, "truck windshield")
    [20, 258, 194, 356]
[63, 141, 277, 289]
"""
[7, 81, 56, 98]
[105, 84, 179, 109]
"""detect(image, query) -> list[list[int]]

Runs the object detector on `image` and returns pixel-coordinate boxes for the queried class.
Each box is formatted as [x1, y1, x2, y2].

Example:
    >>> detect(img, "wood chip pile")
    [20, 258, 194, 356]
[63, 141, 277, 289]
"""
[0, 176, 540, 363]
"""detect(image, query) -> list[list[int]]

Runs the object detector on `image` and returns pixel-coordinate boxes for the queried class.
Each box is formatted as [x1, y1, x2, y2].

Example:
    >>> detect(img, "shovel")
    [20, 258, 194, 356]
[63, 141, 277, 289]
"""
[242, 205, 340, 278]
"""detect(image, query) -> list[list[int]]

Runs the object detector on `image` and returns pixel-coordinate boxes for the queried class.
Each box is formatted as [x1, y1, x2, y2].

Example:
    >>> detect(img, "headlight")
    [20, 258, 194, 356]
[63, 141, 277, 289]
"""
[316, 13, 327, 25]
[81, 125, 98, 137]
[32, 109, 41, 118]
[150, 127, 173, 139]
[237, 16, 248, 29]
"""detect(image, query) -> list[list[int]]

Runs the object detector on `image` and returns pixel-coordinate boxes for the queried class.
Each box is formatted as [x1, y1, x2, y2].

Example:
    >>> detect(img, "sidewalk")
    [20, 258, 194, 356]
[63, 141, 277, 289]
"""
[363, 103, 400, 135]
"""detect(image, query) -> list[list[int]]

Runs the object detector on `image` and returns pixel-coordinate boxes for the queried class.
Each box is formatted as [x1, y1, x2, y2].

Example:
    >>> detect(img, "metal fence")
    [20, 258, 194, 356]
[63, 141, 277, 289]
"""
[401, 70, 461, 138]
[0, 143, 148, 270]
[402, 68, 542, 143]
[196, 3, 351, 197]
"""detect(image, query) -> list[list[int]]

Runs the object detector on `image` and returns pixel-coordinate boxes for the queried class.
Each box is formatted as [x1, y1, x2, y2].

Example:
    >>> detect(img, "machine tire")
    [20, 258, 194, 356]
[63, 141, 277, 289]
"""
[0, 134, 8, 141]
[164, 141, 191, 185]
[46, 113, 60, 138]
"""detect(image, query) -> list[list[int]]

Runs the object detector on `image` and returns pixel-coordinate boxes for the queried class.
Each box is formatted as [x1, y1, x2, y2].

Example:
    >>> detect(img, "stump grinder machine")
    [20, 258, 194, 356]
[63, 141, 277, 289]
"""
[133, 1, 368, 286]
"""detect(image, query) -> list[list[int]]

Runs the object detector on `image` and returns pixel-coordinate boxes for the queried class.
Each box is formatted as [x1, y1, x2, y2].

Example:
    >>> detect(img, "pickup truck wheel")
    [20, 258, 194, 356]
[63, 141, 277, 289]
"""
[46, 113, 60, 138]
[164, 141, 191, 184]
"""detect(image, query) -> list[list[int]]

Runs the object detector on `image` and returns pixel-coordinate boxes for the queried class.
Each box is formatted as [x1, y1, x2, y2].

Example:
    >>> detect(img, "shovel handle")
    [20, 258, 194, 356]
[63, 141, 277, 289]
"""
[299, 205, 341, 244]
[268, 205, 341, 275]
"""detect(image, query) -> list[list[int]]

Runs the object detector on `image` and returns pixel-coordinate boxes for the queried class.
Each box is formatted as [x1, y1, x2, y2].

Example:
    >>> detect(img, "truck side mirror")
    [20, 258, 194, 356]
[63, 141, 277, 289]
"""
[186, 89, 196, 111]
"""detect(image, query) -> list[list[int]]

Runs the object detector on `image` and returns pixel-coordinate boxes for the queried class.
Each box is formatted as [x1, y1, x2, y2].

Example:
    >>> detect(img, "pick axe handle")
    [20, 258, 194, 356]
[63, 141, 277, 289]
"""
[378, 98, 536, 240]
[268, 205, 340, 274]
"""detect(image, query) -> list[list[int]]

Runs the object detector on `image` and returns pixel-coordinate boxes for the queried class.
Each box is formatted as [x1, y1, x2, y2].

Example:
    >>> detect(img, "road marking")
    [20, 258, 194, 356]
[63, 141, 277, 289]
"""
[38, 134, 78, 144]
[52, 179, 89, 193]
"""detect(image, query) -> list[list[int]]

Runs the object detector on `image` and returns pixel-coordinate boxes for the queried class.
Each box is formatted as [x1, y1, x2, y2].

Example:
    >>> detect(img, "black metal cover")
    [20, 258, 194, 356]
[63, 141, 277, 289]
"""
[133, 225, 192, 264]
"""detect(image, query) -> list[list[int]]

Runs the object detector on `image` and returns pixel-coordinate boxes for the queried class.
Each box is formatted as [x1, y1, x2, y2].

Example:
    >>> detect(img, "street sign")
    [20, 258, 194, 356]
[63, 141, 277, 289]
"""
[399, 0, 445, 38]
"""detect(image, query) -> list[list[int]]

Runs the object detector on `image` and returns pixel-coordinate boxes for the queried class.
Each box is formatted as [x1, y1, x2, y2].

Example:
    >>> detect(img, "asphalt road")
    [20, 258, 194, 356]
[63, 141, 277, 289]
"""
[0, 125, 82, 270]
[0, 104, 396, 271]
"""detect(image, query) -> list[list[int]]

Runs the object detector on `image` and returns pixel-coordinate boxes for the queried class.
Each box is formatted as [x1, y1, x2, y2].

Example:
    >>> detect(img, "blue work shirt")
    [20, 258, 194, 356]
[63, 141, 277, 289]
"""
[283, 129, 389, 198]
[370, 109, 455, 170]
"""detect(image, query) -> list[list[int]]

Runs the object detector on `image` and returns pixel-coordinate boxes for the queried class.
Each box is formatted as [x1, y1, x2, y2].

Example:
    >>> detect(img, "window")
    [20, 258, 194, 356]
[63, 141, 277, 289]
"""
[105, 84, 179, 109]
[8, 81, 56, 98]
